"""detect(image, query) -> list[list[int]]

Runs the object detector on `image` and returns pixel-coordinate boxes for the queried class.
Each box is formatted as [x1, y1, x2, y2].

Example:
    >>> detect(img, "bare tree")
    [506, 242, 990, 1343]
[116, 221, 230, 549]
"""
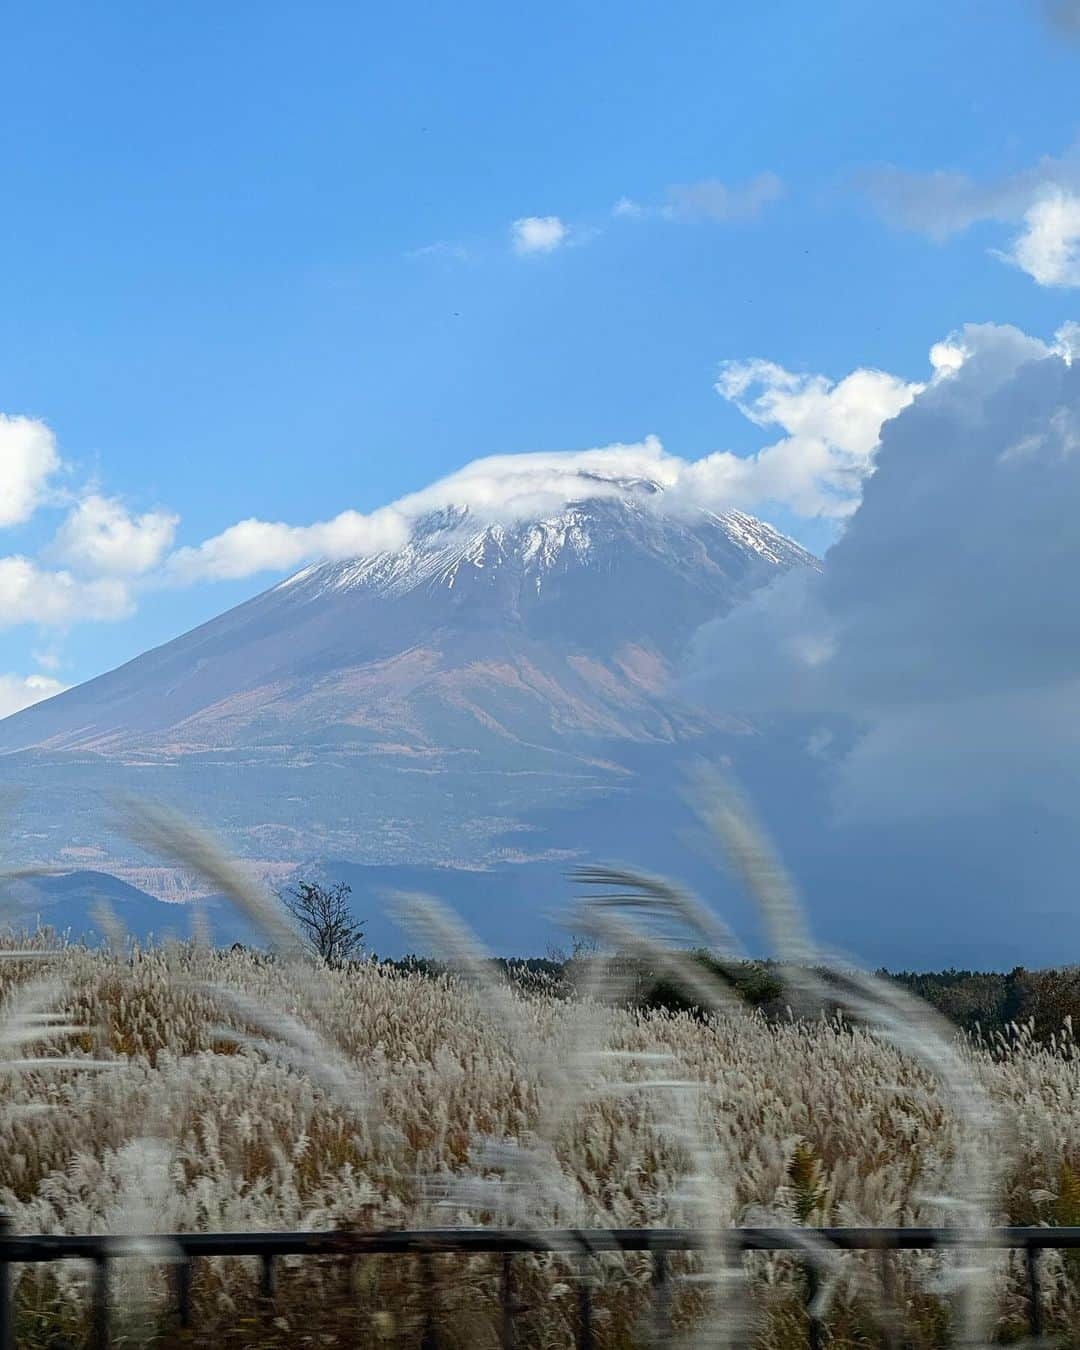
[281, 880, 364, 965]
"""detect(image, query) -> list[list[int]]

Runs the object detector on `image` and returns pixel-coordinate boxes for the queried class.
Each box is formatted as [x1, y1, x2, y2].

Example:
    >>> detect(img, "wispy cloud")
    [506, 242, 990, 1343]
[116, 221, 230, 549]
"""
[1043, 0, 1080, 42]
[0, 674, 67, 719]
[860, 149, 1080, 240]
[415, 178, 780, 266]
[662, 172, 785, 223]
[612, 196, 646, 220]
[31, 649, 62, 674]
[511, 216, 569, 255]
[860, 142, 1080, 287]
[615, 172, 784, 225]
[406, 240, 470, 262]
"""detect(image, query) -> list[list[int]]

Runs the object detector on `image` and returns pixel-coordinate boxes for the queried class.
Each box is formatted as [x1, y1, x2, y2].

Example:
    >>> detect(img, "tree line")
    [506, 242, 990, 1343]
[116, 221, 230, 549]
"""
[282, 881, 1080, 1042]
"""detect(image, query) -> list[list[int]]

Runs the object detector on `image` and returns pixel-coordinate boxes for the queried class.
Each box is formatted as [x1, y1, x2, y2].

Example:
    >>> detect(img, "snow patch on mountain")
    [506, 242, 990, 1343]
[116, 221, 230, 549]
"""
[278, 481, 815, 604]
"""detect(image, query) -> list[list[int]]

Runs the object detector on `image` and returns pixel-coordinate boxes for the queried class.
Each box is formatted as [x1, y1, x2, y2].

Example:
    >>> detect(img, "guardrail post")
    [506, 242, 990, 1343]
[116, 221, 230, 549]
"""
[804, 1261, 822, 1350]
[257, 1251, 277, 1338]
[259, 1253, 276, 1302]
[176, 1256, 193, 1329]
[499, 1252, 516, 1349]
[577, 1256, 593, 1350]
[652, 1244, 671, 1346]
[0, 1211, 12, 1350]
[1025, 1245, 1043, 1339]
[419, 1251, 439, 1349]
[878, 1249, 900, 1350]
[91, 1253, 110, 1349]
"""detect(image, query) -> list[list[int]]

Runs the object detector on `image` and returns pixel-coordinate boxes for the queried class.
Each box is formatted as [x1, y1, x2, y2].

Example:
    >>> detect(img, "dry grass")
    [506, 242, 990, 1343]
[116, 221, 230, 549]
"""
[0, 932, 1077, 1346]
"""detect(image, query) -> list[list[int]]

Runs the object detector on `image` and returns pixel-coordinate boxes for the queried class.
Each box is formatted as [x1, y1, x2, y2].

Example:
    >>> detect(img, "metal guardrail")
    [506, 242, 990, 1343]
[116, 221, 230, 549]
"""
[0, 1219, 1073, 1347]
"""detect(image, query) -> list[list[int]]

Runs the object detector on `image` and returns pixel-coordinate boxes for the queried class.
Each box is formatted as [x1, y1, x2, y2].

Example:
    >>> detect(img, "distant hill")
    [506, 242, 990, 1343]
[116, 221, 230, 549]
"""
[2, 871, 254, 947]
[1, 859, 591, 956]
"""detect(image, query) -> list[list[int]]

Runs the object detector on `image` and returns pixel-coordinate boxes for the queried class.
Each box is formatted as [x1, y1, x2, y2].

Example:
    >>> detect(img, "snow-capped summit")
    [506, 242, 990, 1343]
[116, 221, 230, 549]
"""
[281, 487, 814, 604]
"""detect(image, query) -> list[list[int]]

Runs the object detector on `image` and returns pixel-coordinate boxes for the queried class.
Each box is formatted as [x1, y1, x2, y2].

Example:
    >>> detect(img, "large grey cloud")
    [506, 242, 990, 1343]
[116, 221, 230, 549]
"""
[684, 322, 1080, 824]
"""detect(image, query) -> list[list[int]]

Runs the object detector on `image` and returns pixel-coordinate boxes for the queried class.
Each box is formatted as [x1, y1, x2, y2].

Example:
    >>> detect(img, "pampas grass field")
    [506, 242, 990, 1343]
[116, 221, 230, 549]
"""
[1, 796, 1079, 1347]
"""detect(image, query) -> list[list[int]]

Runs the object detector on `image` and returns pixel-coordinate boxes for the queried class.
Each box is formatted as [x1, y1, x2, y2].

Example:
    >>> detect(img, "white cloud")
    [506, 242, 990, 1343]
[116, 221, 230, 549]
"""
[50, 494, 179, 576]
[928, 340, 967, 374]
[0, 414, 61, 528]
[614, 172, 784, 225]
[0, 556, 133, 631]
[0, 411, 146, 642]
[689, 359, 923, 518]
[1002, 188, 1080, 287]
[511, 216, 568, 255]
[165, 507, 412, 584]
[0, 673, 67, 719]
[1056, 320, 1080, 363]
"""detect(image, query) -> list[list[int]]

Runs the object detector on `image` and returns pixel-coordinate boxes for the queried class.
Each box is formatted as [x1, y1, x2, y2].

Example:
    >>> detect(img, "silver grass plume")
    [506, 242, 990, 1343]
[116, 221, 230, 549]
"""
[569, 870, 752, 1349]
[200, 983, 368, 1116]
[390, 892, 596, 1232]
[692, 766, 998, 1347]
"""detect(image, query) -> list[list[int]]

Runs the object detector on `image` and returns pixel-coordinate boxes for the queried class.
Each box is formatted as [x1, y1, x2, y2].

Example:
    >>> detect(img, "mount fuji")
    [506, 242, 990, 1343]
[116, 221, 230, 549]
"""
[0, 477, 816, 946]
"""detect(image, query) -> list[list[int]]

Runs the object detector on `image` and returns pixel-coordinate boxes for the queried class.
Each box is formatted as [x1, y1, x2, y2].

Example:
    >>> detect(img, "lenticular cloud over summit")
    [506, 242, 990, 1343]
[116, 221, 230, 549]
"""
[165, 353, 925, 586]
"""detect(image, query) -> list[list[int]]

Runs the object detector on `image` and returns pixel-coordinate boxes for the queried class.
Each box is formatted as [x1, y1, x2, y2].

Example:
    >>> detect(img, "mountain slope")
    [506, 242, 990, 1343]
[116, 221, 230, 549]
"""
[0, 493, 812, 759]
[0, 482, 815, 881]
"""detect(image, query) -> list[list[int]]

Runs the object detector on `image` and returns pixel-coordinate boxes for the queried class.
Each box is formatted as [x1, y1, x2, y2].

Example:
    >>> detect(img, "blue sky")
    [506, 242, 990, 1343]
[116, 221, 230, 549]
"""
[2, 0, 1079, 708]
